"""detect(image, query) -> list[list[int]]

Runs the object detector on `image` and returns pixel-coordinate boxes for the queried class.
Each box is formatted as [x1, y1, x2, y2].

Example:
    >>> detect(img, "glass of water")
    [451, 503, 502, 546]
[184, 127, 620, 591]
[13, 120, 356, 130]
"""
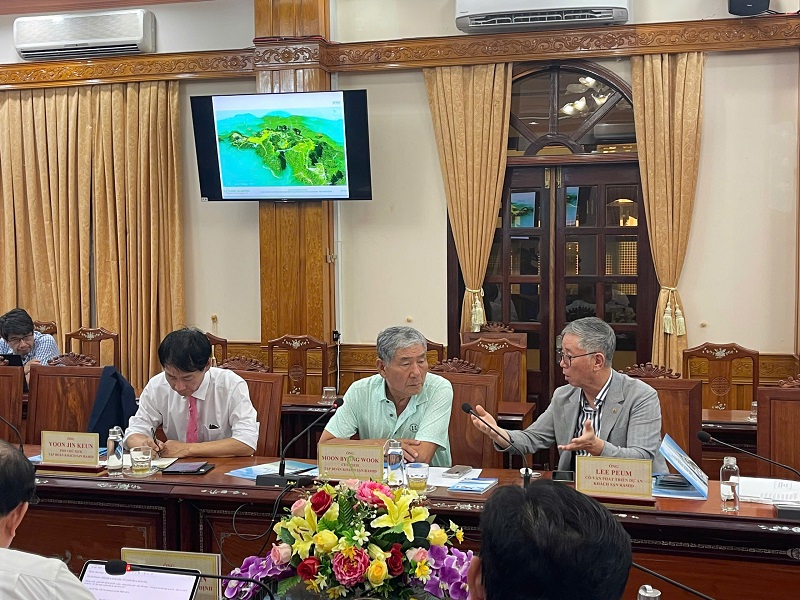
[747, 399, 757, 422]
[130, 446, 152, 475]
[406, 462, 435, 494]
[320, 386, 337, 406]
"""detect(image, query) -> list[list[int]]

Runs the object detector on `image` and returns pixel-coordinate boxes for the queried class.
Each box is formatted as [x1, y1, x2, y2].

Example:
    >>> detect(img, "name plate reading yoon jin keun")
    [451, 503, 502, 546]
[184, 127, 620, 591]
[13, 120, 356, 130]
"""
[318, 439, 384, 481]
[575, 456, 653, 499]
[41, 431, 100, 466]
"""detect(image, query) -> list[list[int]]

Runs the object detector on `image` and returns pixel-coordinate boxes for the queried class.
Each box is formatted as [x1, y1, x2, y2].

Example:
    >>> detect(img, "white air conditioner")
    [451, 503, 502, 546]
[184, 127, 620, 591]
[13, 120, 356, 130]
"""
[455, 0, 630, 34]
[14, 9, 155, 61]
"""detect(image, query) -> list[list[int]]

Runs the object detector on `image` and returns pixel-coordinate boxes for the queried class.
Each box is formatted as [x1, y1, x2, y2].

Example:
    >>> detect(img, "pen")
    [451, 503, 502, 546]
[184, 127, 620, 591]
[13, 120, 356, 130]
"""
[152, 429, 161, 457]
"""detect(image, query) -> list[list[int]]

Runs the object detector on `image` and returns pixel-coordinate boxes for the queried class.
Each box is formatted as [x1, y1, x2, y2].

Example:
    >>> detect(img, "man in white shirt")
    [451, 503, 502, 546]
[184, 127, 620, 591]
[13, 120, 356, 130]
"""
[0, 440, 96, 600]
[124, 328, 259, 458]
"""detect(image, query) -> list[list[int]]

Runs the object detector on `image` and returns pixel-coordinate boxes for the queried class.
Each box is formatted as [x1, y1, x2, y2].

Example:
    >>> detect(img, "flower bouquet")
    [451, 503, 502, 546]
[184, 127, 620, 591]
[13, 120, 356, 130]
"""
[224, 480, 471, 600]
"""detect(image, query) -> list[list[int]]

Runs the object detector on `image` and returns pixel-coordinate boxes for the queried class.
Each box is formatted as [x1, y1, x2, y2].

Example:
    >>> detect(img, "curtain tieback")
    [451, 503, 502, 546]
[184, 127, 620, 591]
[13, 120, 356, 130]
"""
[660, 286, 686, 337]
[465, 287, 486, 333]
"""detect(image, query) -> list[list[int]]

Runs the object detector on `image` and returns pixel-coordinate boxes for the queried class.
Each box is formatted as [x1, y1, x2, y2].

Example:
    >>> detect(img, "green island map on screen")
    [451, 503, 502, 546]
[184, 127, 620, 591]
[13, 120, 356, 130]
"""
[217, 113, 347, 187]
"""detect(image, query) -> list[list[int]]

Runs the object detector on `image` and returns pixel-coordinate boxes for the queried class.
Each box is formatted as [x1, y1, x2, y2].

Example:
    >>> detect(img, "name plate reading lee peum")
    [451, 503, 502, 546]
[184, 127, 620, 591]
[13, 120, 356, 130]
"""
[41, 431, 100, 466]
[318, 439, 384, 481]
[575, 456, 653, 499]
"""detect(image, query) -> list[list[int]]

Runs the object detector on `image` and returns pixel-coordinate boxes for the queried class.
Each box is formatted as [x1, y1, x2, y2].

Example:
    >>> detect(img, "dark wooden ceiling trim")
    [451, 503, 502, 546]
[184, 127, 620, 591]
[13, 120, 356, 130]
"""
[0, 49, 254, 90]
[0, 0, 209, 16]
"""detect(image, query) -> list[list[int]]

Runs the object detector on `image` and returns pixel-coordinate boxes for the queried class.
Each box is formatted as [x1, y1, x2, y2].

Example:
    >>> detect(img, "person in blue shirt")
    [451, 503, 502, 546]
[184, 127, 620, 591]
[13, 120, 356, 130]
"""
[0, 308, 60, 382]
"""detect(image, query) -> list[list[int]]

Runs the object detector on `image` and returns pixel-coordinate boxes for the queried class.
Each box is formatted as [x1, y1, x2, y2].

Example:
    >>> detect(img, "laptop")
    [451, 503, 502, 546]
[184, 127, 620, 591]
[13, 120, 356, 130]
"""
[79, 560, 200, 600]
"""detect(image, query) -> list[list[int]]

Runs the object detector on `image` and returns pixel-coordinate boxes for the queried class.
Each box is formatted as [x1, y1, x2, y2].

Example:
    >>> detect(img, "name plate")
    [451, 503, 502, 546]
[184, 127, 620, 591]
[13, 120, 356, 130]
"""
[121, 548, 220, 600]
[575, 456, 653, 499]
[41, 431, 100, 466]
[318, 439, 384, 481]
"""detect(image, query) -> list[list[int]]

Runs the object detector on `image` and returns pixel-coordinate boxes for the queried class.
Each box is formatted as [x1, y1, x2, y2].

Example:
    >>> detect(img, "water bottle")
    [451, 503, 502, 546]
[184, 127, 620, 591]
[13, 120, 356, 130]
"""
[720, 456, 740, 513]
[638, 585, 661, 599]
[385, 439, 405, 487]
[107, 426, 124, 477]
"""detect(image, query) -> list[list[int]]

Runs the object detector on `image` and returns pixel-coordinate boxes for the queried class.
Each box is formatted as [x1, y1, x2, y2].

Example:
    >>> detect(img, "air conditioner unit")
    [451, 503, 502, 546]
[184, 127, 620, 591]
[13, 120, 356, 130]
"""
[455, 0, 631, 34]
[14, 9, 155, 61]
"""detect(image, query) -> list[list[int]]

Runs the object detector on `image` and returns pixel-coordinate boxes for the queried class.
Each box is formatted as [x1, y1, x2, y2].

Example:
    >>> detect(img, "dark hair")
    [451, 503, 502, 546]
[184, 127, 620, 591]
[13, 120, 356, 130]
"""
[0, 308, 34, 340]
[0, 440, 37, 517]
[479, 481, 631, 600]
[157, 327, 212, 372]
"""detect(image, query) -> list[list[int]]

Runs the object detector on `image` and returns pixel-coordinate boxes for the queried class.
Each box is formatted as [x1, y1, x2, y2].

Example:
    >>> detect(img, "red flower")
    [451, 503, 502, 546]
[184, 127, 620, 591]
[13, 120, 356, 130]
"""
[386, 543, 404, 577]
[309, 489, 333, 516]
[297, 556, 321, 581]
[332, 547, 370, 587]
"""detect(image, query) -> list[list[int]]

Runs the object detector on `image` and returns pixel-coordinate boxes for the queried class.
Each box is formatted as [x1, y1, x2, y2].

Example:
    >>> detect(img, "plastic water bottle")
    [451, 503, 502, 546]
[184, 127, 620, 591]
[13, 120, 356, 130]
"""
[107, 426, 124, 477]
[385, 439, 405, 487]
[720, 456, 740, 513]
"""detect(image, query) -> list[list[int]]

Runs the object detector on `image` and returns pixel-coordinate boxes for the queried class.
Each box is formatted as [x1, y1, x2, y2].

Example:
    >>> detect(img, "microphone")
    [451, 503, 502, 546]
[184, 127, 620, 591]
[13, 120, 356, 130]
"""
[104, 559, 275, 600]
[462, 402, 533, 487]
[697, 431, 800, 479]
[256, 396, 343, 487]
[632, 561, 715, 600]
[0, 414, 24, 453]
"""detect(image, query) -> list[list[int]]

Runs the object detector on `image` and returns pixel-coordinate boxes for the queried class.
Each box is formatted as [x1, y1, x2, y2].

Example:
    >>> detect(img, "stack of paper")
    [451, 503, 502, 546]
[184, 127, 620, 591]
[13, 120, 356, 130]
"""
[738, 477, 800, 505]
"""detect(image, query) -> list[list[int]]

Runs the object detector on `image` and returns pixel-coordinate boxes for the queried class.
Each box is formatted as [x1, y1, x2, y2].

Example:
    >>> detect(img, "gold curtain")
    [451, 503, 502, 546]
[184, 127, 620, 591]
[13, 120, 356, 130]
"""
[92, 81, 185, 391]
[631, 53, 705, 370]
[424, 64, 512, 332]
[0, 87, 92, 335]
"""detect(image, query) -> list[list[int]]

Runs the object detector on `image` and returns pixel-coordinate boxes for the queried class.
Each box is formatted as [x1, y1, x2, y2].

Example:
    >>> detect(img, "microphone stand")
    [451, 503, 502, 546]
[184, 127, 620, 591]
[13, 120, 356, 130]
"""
[0, 414, 24, 452]
[463, 403, 533, 487]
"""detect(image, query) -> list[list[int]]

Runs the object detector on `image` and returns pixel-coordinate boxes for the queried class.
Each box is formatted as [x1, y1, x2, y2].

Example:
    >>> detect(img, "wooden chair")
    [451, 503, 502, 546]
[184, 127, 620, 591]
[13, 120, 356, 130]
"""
[231, 371, 284, 457]
[64, 327, 121, 371]
[620, 363, 680, 379]
[219, 355, 270, 372]
[682, 342, 759, 411]
[49, 352, 97, 367]
[461, 330, 528, 347]
[33, 320, 58, 336]
[205, 332, 228, 365]
[26, 364, 104, 444]
[424, 338, 445, 363]
[460, 337, 527, 404]
[652, 379, 703, 468]
[756, 386, 800, 480]
[265, 334, 332, 395]
[0, 365, 24, 446]
[439, 371, 503, 469]
[430, 358, 481, 374]
[481, 322, 516, 333]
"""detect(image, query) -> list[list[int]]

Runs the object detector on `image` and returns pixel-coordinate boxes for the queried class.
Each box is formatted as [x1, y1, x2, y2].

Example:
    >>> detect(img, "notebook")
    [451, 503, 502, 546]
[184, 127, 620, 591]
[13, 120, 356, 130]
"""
[79, 560, 200, 600]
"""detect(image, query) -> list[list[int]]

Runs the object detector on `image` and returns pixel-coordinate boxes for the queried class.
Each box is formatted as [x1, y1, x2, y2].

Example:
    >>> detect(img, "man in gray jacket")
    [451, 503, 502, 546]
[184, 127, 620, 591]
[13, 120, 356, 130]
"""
[470, 317, 668, 474]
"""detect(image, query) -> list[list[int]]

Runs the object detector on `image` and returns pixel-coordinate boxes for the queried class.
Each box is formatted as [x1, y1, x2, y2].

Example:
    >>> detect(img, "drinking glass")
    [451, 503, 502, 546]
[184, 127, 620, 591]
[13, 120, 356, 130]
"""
[130, 446, 152, 474]
[747, 399, 758, 422]
[320, 386, 337, 406]
[406, 462, 435, 494]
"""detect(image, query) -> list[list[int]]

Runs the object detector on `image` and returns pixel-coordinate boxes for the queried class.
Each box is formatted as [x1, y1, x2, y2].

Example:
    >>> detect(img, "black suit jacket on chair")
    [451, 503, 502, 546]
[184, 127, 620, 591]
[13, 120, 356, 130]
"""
[87, 366, 137, 436]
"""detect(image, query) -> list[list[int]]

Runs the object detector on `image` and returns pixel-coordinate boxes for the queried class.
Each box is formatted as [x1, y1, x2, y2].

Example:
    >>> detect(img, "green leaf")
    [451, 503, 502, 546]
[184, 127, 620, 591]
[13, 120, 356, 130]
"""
[276, 575, 301, 596]
[338, 493, 354, 526]
[279, 528, 295, 546]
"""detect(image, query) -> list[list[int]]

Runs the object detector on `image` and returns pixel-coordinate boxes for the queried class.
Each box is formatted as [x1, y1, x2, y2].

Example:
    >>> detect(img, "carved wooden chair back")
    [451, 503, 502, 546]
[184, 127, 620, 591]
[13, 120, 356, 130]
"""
[219, 355, 270, 372]
[266, 335, 330, 395]
[233, 371, 284, 457]
[682, 343, 759, 410]
[460, 337, 527, 403]
[26, 364, 104, 444]
[620, 363, 680, 379]
[424, 338, 445, 363]
[430, 358, 482, 374]
[64, 327, 121, 372]
[757, 386, 800, 480]
[48, 353, 98, 367]
[438, 372, 503, 469]
[205, 332, 229, 365]
[0, 365, 24, 445]
[33, 320, 58, 336]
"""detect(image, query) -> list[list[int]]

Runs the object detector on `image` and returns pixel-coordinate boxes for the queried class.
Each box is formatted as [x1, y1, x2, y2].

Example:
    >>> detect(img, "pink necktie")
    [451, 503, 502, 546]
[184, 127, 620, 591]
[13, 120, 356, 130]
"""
[186, 396, 198, 443]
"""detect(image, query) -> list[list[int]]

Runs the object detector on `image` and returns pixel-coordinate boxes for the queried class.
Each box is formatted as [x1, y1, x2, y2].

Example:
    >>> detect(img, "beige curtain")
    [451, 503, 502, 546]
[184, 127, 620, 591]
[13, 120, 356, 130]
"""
[424, 64, 512, 332]
[92, 81, 185, 391]
[0, 87, 92, 335]
[631, 53, 705, 370]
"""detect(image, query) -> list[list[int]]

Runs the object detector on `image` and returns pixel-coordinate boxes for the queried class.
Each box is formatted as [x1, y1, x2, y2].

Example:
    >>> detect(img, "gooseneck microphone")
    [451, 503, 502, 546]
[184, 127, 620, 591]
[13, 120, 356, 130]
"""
[632, 562, 715, 600]
[462, 402, 533, 487]
[0, 414, 24, 452]
[104, 560, 275, 600]
[256, 396, 343, 487]
[696, 430, 800, 479]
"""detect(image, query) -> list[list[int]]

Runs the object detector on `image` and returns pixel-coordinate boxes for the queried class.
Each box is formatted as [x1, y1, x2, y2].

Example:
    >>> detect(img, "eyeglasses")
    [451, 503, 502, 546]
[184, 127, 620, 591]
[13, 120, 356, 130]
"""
[555, 349, 597, 367]
[6, 332, 34, 345]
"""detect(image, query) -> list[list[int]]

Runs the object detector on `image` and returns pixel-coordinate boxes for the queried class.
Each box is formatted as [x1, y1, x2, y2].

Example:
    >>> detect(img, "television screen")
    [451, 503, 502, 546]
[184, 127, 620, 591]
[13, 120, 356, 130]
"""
[190, 90, 372, 201]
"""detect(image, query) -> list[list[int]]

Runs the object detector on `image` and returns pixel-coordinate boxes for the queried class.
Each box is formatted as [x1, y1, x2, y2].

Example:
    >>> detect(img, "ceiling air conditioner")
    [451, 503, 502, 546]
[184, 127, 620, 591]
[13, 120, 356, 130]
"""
[14, 9, 155, 61]
[455, 0, 631, 34]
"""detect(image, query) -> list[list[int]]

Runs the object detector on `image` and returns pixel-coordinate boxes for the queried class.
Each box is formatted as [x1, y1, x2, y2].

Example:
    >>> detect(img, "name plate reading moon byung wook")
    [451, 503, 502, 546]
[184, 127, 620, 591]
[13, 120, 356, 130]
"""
[317, 439, 384, 481]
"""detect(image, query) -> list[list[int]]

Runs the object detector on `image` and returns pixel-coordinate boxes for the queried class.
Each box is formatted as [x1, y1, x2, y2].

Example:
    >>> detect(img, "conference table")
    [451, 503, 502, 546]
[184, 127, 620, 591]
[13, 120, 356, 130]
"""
[14, 448, 799, 600]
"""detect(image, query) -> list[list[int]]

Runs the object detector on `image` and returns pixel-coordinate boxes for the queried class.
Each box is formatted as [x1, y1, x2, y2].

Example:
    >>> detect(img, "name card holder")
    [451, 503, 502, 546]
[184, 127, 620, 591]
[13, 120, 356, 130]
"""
[575, 456, 656, 508]
[38, 431, 104, 473]
[318, 439, 384, 482]
[121, 548, 221, 600]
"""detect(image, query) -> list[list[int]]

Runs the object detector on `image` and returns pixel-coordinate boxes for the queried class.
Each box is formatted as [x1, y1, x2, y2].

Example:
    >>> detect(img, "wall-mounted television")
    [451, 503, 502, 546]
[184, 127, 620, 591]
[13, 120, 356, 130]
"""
[190, 89, 372, 201]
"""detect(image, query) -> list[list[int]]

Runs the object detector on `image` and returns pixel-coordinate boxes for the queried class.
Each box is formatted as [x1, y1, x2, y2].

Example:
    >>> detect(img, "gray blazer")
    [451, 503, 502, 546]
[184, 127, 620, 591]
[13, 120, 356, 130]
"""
[505, 372, 669, 474]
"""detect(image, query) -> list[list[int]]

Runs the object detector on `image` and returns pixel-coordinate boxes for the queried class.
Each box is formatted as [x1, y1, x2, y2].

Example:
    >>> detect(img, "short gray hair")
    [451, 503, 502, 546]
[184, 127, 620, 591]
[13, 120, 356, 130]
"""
[376, 326, 427, 363]
[560, 317, 615, 364]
